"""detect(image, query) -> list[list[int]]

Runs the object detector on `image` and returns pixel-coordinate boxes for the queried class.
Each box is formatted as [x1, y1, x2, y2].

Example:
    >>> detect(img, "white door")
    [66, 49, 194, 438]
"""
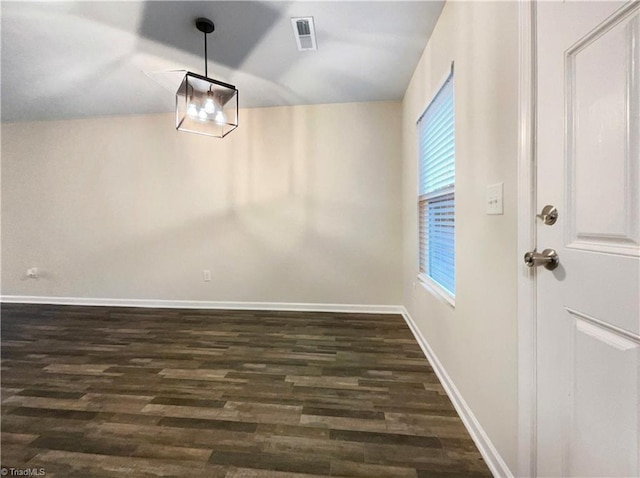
[535, 2, 640, 477]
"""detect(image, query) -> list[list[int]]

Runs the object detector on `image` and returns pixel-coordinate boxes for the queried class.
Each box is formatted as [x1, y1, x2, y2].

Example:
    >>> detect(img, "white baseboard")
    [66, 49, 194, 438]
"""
[400, 307, 514, 478]
[0, 295, 404, 315]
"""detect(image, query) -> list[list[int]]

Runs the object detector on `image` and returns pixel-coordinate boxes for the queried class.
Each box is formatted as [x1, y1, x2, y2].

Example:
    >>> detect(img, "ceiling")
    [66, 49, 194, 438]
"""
[1, 1, 444, 122]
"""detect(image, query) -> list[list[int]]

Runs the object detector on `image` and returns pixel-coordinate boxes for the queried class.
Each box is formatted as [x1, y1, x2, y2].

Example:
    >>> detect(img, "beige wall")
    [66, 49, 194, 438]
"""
[1, 102, 402, 305]
[402, 1, 519, 471]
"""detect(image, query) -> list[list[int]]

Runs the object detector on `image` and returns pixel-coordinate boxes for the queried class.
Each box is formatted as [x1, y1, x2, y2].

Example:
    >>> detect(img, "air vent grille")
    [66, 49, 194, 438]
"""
[296, 20, 311, 36]
[291, 17, 317, 51]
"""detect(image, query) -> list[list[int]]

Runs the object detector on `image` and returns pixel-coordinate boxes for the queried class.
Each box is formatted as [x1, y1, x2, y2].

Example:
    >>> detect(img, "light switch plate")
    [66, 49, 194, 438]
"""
[486, 182, 504, 215]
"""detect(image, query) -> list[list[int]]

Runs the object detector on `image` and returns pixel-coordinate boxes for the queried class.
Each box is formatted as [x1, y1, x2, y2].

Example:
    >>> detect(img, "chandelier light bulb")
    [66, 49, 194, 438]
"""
[204, 98, 216, 114]
[198, 108, 208, 121]
[187, 103, 198, 118]
[214, 110, 226, 125]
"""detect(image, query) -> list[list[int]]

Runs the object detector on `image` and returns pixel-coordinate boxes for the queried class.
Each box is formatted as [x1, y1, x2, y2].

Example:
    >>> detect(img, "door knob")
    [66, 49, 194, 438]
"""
[524, 248, 559, 270]
[536, 205, 558, 225]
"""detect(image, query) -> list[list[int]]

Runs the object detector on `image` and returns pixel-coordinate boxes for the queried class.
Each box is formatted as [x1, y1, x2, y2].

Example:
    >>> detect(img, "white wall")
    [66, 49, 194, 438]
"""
[1, 102, 402, 305]
[402, 1, 519, 472]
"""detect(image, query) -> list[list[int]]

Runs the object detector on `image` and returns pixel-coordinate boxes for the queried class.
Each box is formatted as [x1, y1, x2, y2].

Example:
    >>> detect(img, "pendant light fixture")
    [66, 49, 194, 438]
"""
[176, 17, 238, 138]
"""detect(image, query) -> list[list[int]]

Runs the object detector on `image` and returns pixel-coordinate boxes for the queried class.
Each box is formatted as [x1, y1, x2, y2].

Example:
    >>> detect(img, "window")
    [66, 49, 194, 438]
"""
[418, 69, 455, 300]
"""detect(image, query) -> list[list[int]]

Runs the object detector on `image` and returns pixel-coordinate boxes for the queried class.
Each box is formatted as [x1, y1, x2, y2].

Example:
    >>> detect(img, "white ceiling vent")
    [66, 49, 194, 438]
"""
[291, 17, 317, 51]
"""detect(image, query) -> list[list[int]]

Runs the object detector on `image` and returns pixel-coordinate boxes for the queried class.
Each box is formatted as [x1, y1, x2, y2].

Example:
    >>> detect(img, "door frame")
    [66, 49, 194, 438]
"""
[517, 0, 537, 476]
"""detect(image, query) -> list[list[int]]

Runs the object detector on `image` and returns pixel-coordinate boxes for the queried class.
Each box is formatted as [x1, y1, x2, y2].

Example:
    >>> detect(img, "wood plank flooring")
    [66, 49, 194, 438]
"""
[1, 304, 492, 477]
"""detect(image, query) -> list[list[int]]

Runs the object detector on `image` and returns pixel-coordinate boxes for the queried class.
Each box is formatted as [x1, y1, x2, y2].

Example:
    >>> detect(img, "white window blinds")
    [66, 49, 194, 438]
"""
[418, 71, 455, 296]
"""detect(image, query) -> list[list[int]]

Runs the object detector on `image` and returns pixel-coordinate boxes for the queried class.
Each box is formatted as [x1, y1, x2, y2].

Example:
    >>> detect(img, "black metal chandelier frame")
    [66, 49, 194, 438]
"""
[175, 17, 239, 138]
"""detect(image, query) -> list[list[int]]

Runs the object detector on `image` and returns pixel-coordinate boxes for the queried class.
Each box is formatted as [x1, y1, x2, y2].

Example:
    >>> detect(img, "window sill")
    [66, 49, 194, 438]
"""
[417, 274, 455, 309]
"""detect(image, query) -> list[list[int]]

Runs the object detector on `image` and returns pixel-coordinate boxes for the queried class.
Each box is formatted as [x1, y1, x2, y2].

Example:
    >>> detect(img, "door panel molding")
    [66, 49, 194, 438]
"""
[575, 318, 638, 351]
[568, 311, 639, 477]
[565, 4, 640, 257]
[566, 306, 640, 347]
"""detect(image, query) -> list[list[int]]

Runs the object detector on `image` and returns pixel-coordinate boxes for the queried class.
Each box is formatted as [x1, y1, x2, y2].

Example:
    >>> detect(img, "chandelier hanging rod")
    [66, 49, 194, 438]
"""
[195, 17, 215, 78]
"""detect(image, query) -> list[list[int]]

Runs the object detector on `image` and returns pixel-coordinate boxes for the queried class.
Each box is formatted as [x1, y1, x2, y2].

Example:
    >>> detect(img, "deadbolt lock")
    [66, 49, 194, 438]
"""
[537, 205, 558, 225]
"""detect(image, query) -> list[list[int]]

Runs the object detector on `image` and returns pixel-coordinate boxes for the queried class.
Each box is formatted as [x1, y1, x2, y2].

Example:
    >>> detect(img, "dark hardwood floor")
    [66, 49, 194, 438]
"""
[1, 303, 492, 477]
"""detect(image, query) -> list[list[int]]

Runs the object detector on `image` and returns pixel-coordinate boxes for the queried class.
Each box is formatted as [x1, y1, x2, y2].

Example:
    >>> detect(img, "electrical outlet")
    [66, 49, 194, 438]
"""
[486, 182, 504, 215]
[203, 270, 211, 282]
[26, 267, 39, 279]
